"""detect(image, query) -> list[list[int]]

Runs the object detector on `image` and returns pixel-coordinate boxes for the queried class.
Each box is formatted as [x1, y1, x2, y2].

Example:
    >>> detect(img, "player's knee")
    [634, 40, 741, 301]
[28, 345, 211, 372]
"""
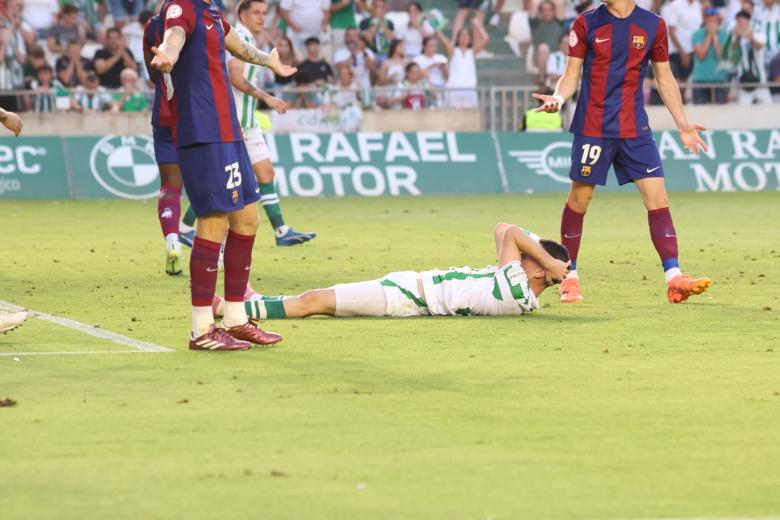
[567, 190, 592, 213]
[644, 194, 669, 210]
[495, 222, 511, 237]
[298, 290, 322, 313]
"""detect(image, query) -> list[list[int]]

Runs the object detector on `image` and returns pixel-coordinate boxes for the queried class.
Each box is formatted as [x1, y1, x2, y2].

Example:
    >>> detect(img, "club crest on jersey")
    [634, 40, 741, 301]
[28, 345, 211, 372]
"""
[580, 165, 592, 176]
[232, 189, 239, 203]
[166, 4, 182, 19]
[569, 29, 578, 48]
[632, 35, 646, 49]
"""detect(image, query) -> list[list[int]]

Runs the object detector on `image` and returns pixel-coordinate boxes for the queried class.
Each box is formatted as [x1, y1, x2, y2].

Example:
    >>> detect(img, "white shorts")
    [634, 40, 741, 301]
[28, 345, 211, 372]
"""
[331, 271, 430, 317]
[244, 126, 271, 164]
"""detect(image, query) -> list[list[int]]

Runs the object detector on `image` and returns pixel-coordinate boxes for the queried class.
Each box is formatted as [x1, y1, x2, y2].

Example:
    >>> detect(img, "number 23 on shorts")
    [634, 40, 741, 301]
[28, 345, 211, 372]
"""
[225, 162, 242, 190]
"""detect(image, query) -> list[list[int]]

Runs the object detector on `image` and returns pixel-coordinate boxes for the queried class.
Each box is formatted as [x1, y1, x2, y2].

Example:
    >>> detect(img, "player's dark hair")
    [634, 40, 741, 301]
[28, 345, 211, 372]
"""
[405, 61, 419, 74]
[139, 9, 153, 25]
[540, 239, 570, 263]
[736, 9, 751, 19]
[237, 0, 265, 16]
[106, 27, 122, 38]
[388, 39, 403, 58]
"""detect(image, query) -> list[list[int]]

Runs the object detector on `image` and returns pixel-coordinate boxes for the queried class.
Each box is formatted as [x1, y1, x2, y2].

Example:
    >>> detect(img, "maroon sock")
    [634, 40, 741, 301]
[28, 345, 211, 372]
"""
[190, 236, 221, 306]
[223, 230, 256, 302]
[560, 204, 585, 270]
[157, 185, 181, 237]
[648, 207, 679, 271]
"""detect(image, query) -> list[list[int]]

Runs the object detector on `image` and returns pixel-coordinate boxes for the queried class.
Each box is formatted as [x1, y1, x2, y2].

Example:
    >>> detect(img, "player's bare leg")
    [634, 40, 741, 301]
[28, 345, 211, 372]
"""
[237, 289, 337, 320]
[221, 203, 281, 345]
[559, 181, 593, 302]
[253, 159, 316, 246]
[158, 163, 184, 275]
[635, 177, 711, 303]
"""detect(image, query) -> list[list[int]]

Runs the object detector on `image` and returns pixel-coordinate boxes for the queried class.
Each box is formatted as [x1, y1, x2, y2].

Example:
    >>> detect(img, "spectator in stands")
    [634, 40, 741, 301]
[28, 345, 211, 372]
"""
[400, 2, 428, 58]
[691, 8, 728, 104]
[770, 51, 780, 102]
[123, 9, 152, 75]
[279, 0, 331, 51]
[115, 67, 148, 111]
[414, 34, 448, 93]
[359, 0, 395, 62]
[47, 3, 85, 55]
[440, 19, 488, 109]
[290, 70, 321, 108]
[93, 27, 137, 88]
[67, 0, 104, 41]
[0, 0, 28, 111]
[24, 0, 59, 39]
[450, 0, 486, 51]
[73, 71, 116, 111]
[723, 9, 772, 104]
[272, 36, 298, 100]
[329, 62, 360, 108]
[751, 0, 780, 67]
[378, 38, 406, 85]
[297, 36, 335, 85]
[6, 0, 35, 51]
[530, 0, 564, 85]
[22, 45, 47, 88]
[106, 0, 142, 29]
[31, 64, 57, 112]
[545, 32, 568, 86]
[663, 0, 702, 83]
[333, 27, 376, 87]
[329, 0, 361, 54]
[399, 61, 433, 109]
[56, 39, 92, 87]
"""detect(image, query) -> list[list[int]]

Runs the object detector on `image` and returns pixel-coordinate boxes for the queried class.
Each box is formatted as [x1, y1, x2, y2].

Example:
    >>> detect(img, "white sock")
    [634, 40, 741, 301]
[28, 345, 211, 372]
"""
[179, 223, 193, 233]
[192, 306, 214, 337]
[222, 301, 248, 328]
[664, 267, 682, 283]
[566, 270, 579, 280]
[274, 225, 290, 237]
[165, 233, 179, 252]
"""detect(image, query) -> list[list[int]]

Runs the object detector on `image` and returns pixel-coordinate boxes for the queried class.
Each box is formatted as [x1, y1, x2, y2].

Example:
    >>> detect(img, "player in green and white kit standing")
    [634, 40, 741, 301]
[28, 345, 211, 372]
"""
[212, 223, 571, 319]
[178, 0, 316, 247]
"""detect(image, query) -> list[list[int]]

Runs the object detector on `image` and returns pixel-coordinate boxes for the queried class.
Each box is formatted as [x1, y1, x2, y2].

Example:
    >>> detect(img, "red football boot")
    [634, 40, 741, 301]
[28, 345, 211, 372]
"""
[189, 324, 251, 351]
[225, 320, 282, 346]
[560, 277, 585, 303]
[667, 274, 712, 303]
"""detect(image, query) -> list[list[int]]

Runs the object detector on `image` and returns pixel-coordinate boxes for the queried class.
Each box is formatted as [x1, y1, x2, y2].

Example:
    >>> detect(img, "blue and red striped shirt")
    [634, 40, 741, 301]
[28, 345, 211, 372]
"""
[144, 14, 175, 128]
[568, 5, 669, 138]
[162, 0, 242, 147]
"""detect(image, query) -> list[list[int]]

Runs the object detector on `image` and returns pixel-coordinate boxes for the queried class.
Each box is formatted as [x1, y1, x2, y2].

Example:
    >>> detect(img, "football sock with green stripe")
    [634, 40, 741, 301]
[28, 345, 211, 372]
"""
[245, 299, 288, 320]
[258, 182, 286, 231]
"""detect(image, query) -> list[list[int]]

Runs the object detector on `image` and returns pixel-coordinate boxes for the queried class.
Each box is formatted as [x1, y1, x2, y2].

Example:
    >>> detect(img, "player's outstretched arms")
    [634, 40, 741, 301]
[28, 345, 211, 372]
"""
[224, 26, 297, 77]
[151, 27, 186, 73]
[533, 56, 583, 113]
[499, 225, 569, 284]
[652, 60, 708, 155]
[0, 108, 22, 136]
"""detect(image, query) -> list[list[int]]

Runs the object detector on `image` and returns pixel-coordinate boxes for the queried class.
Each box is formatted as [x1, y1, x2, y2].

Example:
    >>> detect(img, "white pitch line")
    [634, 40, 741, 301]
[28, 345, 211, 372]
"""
[0, 299, 174, 356]
[604, 517, 780, 520]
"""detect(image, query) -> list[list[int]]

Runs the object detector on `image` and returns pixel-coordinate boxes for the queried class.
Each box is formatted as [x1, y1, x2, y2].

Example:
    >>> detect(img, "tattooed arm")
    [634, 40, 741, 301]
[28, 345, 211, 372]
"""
[150, 26, 186, 73]
[224, 25, 297, 77]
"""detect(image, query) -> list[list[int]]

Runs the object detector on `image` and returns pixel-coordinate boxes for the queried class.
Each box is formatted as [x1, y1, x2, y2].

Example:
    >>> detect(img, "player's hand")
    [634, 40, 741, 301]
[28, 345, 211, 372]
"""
[544, 258, 571, 285]
[679, 123, 708, 155]
[267, 95, 289, 114]
[150, 46, 173, 73]
[0, 110, 22, 136]
[267, 47, 297, 77]
[532, 92, 563, 113]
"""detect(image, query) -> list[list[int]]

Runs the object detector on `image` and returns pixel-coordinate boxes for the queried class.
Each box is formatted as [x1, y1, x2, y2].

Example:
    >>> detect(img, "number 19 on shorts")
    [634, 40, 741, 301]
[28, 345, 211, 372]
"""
[580, 144, 602, 165]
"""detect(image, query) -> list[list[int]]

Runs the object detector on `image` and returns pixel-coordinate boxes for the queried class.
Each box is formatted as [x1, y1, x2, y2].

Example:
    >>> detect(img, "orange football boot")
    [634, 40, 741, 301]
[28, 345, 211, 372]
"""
[560, 277, 585, 303]
[667, 274, 712, 303]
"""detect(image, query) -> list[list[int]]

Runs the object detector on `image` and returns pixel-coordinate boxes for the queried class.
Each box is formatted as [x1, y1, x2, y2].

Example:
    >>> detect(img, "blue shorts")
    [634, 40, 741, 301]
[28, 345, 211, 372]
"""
[153, 125, 178, 165]
[177, 141, 259, 217]
[569, 134, 664, 186]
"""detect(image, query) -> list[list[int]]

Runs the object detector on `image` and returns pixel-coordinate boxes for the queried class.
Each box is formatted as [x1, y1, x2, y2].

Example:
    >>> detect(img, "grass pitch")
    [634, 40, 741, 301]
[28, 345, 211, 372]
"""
[1, 192, 779, 520]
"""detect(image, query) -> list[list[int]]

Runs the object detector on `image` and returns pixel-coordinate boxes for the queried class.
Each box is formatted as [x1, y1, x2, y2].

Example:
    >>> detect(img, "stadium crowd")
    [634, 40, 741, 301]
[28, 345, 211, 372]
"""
[0, 0, 777, 114]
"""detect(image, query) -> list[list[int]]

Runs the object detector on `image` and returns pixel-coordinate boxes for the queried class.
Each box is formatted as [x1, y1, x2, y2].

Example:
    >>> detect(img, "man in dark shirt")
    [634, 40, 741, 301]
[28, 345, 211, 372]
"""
[92, 27, 138, 88]
[56, 40, 93, 87]
[296, 36, 334, 85]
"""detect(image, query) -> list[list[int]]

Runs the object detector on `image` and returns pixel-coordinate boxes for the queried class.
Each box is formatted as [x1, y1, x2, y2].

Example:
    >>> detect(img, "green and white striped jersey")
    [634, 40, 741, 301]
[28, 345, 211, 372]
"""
[752, 3, 780, 63]
[229, 23, 260, 131]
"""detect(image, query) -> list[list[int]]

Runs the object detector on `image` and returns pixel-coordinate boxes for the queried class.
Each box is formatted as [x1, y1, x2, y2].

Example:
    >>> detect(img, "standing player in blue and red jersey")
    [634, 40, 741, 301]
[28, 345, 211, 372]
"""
[533, 0, 712, 304]
[150, 0, 296, 350]
[144, 13, 184, 276]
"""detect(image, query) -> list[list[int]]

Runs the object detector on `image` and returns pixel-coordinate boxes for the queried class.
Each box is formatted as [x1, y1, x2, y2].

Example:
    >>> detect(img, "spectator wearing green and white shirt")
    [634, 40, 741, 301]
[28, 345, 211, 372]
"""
[723, 9, 771, 105]
[72, 72, 116, 111]
[751, 0, 780, 66]
[691, 8, 728, 104]
[0, 0, 28, 112]
[115, 67, 148, 112]
[329, 0, 361, 59]
[359, 0, 395, 62]
[545, 33, 568, 87]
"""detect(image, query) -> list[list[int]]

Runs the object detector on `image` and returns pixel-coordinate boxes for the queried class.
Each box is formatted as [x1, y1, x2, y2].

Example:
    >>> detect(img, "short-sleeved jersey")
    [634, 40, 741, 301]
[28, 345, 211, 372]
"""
[143, 15, 175, 128]
[568, 5, 669, 139]
[228, 23, 259, 131]
[420, 263, 539, 316]
[162, 0, 242, 147]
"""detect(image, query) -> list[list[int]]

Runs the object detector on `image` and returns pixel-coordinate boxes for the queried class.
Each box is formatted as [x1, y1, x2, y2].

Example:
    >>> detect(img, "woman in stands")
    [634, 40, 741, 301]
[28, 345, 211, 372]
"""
[440, 19, 489, 109]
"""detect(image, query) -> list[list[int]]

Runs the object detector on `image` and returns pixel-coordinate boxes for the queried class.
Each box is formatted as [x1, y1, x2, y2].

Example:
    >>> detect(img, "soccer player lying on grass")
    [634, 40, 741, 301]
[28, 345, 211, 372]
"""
[214, 224, 571, 320]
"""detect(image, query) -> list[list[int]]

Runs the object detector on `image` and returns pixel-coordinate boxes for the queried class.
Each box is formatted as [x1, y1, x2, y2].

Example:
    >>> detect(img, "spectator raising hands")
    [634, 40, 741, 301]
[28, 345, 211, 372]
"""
[55, 39, 92, 87]
[414, 35, 448, 92]
[93, 27, 138, 88]
[359, 0, 395, 61]
[440, 19, 488, 109]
